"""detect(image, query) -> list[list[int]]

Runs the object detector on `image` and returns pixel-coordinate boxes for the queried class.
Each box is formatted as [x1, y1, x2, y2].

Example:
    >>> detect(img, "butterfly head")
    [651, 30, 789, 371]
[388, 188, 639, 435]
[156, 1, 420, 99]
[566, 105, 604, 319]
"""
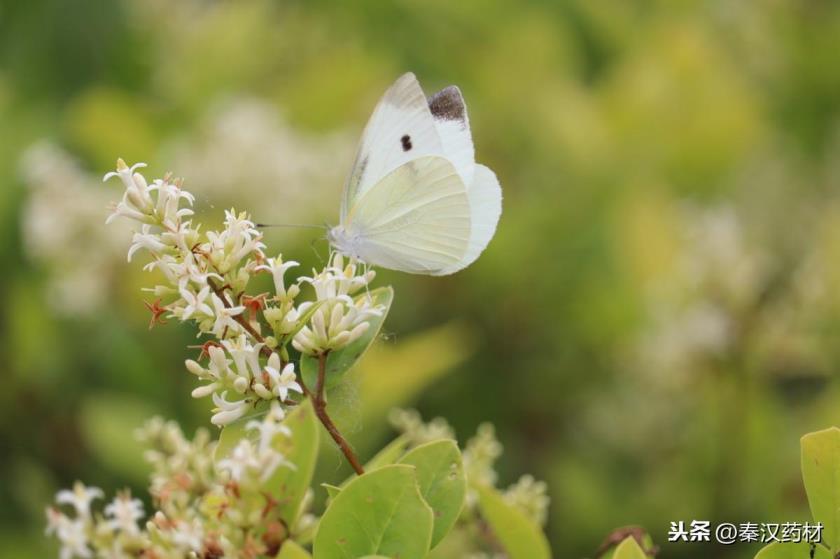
[327, 225, 359, 260]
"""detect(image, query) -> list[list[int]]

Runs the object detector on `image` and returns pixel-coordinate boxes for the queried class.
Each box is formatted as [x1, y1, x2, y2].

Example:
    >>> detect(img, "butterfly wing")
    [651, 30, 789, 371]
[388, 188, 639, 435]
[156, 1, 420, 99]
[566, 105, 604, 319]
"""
[344, 156, 471, 274]
[435, 164, 502, 276]
[341, 73, 444, 221]
[428, 85, 475, 187]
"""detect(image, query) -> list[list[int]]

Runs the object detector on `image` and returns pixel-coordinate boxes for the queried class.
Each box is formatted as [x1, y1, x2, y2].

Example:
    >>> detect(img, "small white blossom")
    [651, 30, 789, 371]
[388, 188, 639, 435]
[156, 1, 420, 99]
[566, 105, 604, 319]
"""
[218, 402, 292, 483]
[210, 391, 249, 426]
[293, 253, 383, 354]
[263, 353, 302, 400]
[170, 518, 204, 552]
[48, 513, 91, 559]
[257, 256, 300, 300]
[103, 491, 144, 534]
[55, 482, 103, 519]
[127, 225, 168, 262]
[210, 293, 246, 338]
[179, 285, 213, 321]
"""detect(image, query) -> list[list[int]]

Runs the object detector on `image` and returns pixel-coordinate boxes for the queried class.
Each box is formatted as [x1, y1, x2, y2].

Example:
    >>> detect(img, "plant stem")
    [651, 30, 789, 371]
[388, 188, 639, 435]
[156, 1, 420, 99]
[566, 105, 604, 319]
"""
[208, 278, 364, 474]
[311, 352, 365, 475]
[207, 278, 274, 359]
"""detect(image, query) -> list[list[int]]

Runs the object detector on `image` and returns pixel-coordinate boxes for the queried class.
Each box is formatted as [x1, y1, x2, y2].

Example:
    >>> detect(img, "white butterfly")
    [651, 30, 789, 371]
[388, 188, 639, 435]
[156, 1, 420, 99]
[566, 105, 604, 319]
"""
[328, 73, 502, 275]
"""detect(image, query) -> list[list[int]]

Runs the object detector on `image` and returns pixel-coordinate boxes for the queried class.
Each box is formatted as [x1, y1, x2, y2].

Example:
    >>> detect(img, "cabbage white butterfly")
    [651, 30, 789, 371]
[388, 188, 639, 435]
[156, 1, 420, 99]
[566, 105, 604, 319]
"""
[328, 73, 502, 275]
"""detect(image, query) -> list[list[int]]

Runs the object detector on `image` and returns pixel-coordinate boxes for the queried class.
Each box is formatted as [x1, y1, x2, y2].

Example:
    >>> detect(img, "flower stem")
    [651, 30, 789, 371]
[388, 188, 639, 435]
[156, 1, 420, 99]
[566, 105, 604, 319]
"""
[311, 352, 365, 475]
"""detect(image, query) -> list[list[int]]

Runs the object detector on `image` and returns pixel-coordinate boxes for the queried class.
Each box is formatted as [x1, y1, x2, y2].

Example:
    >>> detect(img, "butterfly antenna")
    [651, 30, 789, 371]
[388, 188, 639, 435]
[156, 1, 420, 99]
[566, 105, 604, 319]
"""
[255, 223, 326, 230]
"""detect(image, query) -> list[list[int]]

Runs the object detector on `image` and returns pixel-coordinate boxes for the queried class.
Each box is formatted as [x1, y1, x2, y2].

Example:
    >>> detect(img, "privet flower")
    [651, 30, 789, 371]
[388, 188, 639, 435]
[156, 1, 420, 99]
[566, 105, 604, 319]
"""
[217, 402, 293, 485]
[293, 253, 383, 355]
[504, 475, 550, 527]
[48, 409, 302, 559]
[104, 160, 383, 426]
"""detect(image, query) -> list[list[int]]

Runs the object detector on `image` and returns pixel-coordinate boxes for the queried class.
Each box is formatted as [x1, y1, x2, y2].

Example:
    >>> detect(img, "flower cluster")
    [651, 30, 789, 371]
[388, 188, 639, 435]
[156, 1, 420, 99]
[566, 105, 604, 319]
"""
[103, 159, 382, 425]
[47, 407, 300, 559]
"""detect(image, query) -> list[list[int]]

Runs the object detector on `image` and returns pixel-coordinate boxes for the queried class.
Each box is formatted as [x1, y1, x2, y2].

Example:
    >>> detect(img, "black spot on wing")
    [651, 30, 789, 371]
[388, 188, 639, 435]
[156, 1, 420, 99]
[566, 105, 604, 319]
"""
[428, 86, 466, 123]
[401, 134, 412, 152]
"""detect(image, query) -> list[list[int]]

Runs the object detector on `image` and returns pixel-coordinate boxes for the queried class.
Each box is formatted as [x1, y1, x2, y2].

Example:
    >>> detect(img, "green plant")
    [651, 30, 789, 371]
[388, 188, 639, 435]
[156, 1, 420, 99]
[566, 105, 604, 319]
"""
[44, 159, 551, 559]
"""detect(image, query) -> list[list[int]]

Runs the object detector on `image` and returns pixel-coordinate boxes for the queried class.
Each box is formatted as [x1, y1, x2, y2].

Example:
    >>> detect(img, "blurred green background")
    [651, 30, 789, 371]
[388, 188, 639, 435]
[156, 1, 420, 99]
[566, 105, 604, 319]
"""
[3, 0, 840, 557]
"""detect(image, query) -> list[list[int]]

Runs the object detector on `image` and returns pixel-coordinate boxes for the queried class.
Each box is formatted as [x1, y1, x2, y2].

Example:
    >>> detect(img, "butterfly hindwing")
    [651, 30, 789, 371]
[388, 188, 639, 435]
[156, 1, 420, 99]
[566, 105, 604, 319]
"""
[345, 156, 471, 274]
[436, 164, 502, 275]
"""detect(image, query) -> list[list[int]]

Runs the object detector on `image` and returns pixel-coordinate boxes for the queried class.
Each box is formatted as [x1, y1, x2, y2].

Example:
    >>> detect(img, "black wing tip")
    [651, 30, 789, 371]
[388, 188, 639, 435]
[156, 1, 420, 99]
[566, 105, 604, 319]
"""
[428, 85, 466, 122]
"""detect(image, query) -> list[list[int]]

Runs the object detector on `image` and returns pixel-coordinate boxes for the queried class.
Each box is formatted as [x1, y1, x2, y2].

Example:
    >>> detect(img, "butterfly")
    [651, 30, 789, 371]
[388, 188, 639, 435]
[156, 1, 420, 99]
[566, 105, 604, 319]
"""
[327, 73, 502, 275]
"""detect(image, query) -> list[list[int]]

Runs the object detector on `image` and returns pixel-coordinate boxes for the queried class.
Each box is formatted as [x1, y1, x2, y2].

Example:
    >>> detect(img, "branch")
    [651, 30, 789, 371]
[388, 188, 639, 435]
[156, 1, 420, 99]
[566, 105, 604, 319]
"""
[310, 352, 365, 475]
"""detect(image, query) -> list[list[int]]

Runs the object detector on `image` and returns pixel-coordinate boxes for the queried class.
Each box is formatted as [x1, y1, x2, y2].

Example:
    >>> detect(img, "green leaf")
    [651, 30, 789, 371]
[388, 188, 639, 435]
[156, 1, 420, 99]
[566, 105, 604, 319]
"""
[801, 427, 840, 552]
[271, 399, 320, 525]
[754, 542, 832, 559]
[612, 536, 647, 559]
[277, 540, 313, 559]
[398, 440, 466, 548]
[314, 464, 433, 559]
[366, 434, 410, 471]
[475, 484, 551, 559]
[322, 483, 342, 499]
[214, 400, 319, 526]
[301, 286, 394, 390]
[337, 435, 411, 490]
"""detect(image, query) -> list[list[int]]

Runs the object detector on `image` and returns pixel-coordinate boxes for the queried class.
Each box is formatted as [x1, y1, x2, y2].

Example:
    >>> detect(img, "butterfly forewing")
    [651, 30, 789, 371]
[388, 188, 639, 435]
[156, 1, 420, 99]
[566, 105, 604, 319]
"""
[428, 85, 475, 187]
[341, 73, 445, 221]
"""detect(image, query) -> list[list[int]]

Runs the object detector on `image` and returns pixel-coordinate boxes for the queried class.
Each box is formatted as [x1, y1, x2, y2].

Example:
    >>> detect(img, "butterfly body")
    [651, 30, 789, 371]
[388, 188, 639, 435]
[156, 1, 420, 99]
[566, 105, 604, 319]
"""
[331, 73, 502, 275]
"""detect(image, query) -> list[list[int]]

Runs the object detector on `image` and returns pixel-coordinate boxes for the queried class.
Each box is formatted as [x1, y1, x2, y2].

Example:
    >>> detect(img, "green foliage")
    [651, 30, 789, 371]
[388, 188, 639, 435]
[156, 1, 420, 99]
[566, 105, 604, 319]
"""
[475, 483, 551, 559]
[398, 440, 466, 547]
[801, 427, 840, 554]
[277, 540, 313, 559]
[301, 286, 394, 390]
[314, 464, 434, 559]
[753, 427, 840, 558]
[612, 536, 648, 559]
[270, 400, 320, 525]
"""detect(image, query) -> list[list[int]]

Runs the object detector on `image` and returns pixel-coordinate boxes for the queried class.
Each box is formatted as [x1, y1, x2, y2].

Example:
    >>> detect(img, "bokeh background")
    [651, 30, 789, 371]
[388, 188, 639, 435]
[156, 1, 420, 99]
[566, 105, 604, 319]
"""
[3, 0, 840, 557]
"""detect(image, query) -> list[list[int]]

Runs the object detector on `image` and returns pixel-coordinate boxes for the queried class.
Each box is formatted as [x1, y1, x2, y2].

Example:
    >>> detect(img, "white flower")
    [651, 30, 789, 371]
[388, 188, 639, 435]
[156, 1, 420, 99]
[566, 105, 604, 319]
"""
[216, 440, 261, 482]
[207, 345, 232, 379]
[51, 514, 92, 559]
[104, 160, 156, 225]
[246, 402, 291, 451]
[149, 178, 194, 229]
[55, 482, 103, 519]
[210, 293, 246, 338]
[257, 256, 300, 299]
[218, 403, 292, 483]
[292, 254, 382, 354]
[210, 391, 249, 426]
[221, 335, 263, 380]
[264, 353, 302, 401]
[103, 491, 144, 534]
[127, 225, 168, 262]
[179, 285, 213, 321]
[170, 518, 204, 552]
